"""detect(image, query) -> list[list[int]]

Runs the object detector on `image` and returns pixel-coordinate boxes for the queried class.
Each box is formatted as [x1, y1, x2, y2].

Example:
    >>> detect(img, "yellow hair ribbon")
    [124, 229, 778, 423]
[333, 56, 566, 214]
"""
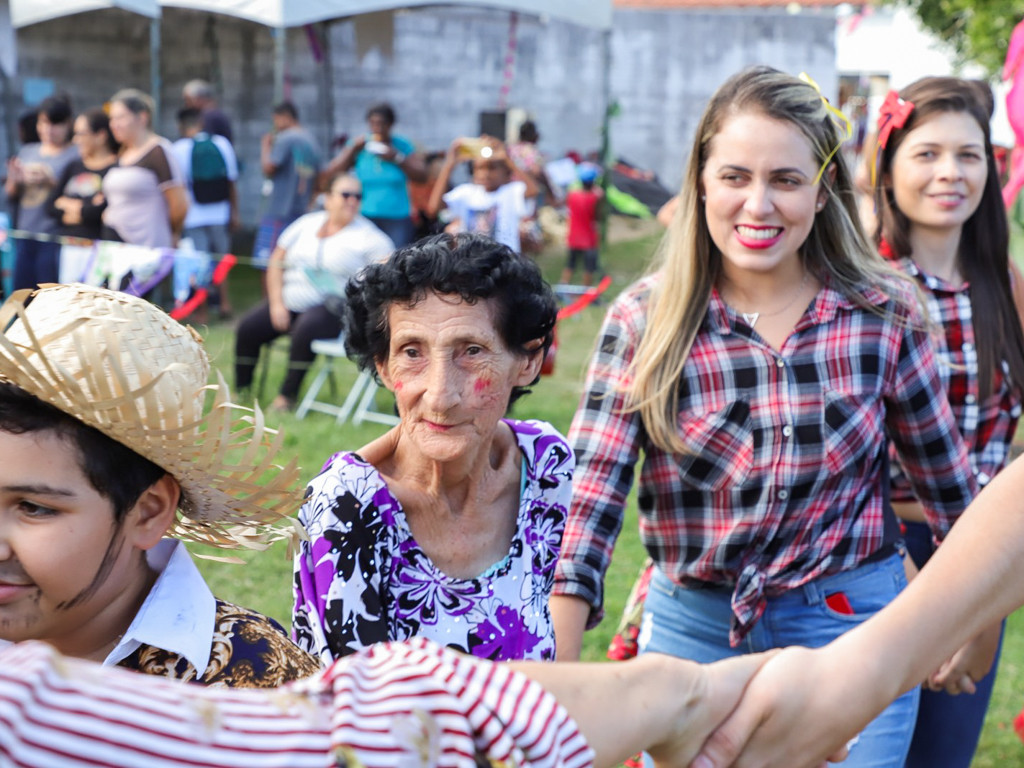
[799, 72, 853, 184]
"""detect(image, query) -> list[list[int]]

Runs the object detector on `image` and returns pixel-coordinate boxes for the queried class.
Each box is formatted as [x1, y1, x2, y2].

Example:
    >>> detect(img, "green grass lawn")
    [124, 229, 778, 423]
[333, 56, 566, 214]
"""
[192, 222, 1024, 766]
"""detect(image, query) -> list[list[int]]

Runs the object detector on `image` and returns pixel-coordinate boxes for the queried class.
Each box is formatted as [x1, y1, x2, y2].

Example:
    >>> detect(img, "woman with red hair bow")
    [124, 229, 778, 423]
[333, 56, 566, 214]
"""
[872, 75, 1024, 768]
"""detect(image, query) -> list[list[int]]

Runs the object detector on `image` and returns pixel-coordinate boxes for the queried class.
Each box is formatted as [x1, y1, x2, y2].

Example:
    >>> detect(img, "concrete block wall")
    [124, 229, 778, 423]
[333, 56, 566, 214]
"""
[4, 5, 835, 227]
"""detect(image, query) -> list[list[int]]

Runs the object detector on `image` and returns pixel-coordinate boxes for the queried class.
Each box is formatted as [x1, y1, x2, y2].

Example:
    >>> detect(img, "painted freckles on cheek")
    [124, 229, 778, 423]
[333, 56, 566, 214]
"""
[473, 377, 492, 394]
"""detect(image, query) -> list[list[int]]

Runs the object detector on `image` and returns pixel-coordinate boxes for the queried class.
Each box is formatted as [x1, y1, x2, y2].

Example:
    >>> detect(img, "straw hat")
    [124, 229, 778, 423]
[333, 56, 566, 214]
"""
[0, 284, 302, 550]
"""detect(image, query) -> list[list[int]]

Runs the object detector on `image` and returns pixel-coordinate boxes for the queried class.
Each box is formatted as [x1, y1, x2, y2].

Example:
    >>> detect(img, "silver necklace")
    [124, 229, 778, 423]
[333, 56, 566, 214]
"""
[725, 271, 810, 329]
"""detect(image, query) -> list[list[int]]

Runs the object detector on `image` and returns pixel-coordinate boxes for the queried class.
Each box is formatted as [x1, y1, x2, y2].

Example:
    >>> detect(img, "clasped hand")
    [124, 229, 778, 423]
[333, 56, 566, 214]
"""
[667, 646, 878, 768]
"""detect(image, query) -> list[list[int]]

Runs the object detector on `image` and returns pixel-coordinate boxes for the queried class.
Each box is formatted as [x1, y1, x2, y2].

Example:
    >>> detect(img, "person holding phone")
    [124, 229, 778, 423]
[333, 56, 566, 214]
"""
[4, 94, 78, 289]
[322, 103, 426, 248]
[426, 135, 537, 253]
[255, 101, 322, 269]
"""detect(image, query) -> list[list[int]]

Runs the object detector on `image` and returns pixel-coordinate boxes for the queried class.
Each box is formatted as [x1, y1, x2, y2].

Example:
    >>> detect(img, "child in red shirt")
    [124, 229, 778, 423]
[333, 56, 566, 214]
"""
[560, 165, 603, 286]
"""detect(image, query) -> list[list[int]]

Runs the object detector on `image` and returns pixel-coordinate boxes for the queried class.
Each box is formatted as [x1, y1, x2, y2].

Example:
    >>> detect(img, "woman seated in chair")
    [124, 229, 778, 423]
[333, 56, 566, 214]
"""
[292, 232, 572, 663]
[234, 173, 394, 412]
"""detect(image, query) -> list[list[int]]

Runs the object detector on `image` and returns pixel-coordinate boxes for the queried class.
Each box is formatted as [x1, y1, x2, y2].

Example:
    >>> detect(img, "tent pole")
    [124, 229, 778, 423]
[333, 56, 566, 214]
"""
[273, 26, 285, 103]
[150, 17, 161, 125]
[599, 26, 612, 246]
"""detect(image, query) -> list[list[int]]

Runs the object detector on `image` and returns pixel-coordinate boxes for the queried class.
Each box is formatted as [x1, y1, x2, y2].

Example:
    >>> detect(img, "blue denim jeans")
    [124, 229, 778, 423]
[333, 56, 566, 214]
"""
[367, 215, 416, 248]
[13, 237, 60, 291]
[639, 554, 919, 768]
[902, 520, 1002, 768]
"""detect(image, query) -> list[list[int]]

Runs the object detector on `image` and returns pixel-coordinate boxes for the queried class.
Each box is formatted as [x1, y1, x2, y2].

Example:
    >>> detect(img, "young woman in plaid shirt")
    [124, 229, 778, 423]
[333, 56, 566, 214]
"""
[551, 66, 977, 767]
[872, 77, 1024, 768]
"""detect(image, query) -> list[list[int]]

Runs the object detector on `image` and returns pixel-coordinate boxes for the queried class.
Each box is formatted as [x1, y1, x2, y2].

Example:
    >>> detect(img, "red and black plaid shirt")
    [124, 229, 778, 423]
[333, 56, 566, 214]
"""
[554, 274, 977, 645]
[887, 256, 1022, 499]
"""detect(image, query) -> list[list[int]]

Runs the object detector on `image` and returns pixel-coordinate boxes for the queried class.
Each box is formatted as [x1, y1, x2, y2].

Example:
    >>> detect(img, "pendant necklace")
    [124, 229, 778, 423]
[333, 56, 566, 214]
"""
[727, 271, 810, 329]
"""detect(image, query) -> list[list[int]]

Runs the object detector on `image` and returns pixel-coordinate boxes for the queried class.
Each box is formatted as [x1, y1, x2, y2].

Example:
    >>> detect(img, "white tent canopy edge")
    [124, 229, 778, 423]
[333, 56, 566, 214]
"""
[10, 0, 158, 29]
[11, 0, 611, 29]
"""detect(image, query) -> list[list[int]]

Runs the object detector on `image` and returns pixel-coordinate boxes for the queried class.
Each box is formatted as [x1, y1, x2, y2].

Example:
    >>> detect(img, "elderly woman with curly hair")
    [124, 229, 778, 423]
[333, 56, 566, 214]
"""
[292, 232, 572, 663]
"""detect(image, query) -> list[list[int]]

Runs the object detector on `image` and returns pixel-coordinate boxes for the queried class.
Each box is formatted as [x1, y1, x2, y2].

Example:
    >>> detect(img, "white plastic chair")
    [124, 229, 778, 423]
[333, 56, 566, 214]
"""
[295, 334, 399, 426]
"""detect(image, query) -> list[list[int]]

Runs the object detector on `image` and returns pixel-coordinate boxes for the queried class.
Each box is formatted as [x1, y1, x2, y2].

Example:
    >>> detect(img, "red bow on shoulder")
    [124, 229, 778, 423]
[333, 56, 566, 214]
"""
[876, 90, 915, 149]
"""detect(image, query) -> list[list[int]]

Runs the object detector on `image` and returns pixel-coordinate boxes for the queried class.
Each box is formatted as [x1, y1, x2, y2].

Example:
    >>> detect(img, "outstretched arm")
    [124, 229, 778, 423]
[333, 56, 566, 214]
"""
[691, 453, 1024, 768]
[0, 637, 769, 768]
[514, 651, 771, 768]
[426, 138, 461, 218]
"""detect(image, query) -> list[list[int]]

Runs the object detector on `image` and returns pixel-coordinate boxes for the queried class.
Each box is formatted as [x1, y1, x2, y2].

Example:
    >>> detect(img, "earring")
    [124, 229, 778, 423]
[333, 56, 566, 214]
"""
[701, 195, 706, 203]
[816, 202, 824, 211]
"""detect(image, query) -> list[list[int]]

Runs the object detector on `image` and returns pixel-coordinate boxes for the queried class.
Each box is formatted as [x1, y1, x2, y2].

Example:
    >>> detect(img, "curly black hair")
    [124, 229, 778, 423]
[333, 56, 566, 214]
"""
[345, 233, 557, 407]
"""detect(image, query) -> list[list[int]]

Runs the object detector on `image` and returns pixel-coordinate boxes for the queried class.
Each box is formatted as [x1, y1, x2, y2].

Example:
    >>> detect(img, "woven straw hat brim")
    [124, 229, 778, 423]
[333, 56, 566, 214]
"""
[0, 284, 303, 550]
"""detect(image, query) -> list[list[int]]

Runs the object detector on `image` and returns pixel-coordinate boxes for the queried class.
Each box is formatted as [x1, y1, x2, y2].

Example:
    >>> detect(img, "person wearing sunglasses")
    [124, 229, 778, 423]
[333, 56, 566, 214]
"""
[234, 173, 395, 412]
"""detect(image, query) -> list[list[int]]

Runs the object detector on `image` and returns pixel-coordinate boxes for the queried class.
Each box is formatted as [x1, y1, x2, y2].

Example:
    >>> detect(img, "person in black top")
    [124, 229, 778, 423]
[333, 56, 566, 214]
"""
[46, 108, 119, 240]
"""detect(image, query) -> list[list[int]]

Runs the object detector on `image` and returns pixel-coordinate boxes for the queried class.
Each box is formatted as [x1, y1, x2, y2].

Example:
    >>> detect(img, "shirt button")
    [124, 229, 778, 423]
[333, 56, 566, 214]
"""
[782, 425, 793, 437]
[965, 394, 976, 404]
[978, 472, 991, 485]
[963, 343, 974, 353]
[776, 358, 785, 368]
[777, 489, 789, 501]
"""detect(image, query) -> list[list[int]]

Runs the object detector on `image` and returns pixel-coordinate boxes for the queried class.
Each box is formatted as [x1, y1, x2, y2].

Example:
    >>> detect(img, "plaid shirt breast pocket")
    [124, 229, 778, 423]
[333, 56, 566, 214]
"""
[674, 400, 754, 492]
[822, 387, 882, 478]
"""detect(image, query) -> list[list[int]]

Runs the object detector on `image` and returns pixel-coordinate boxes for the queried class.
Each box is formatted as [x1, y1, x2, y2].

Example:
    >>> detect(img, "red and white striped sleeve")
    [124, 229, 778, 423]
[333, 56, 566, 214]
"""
[0, 641, 334, 767]
[0, 639, 594, 768]
[326, 637, 594, 768]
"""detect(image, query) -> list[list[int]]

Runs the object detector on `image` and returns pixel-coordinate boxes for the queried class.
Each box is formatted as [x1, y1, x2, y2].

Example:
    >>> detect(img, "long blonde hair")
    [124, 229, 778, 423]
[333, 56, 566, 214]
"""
[629, 66, 914, 453]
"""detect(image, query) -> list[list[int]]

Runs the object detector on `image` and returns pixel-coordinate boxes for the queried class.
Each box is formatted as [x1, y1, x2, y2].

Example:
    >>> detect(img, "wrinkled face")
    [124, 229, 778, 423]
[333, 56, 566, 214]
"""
[376, 292, 540, 465]
[700, 111, 827, 279]
[0, 429, 144, 651]
[473, 159, 510, 192]
[889, 110, 987, 238]
[36, 114, 69, 147]
[325, 176, 363, 225]
[107, 101, 146, 145]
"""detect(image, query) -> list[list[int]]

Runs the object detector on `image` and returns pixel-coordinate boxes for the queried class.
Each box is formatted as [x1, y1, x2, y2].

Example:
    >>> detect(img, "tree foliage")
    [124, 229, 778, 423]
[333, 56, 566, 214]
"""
[887, 0, 1022, 76]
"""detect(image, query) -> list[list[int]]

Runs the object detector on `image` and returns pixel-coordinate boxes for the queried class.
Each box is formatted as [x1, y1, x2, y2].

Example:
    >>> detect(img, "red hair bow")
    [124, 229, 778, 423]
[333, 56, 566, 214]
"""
[876, 90, 915, 149]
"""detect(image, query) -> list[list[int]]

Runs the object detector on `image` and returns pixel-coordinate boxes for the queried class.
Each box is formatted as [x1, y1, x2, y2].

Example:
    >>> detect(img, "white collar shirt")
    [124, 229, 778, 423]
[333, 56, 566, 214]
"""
[103, 538, 216, 673]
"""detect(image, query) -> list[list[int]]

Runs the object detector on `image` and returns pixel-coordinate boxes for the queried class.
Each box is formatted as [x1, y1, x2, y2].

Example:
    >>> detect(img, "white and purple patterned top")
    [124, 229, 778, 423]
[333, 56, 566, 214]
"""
[293, 419, 573, 664]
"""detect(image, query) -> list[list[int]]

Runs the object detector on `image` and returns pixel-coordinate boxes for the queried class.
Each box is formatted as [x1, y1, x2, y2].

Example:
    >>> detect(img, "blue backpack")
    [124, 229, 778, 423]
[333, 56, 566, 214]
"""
[190, 133, 230, 204]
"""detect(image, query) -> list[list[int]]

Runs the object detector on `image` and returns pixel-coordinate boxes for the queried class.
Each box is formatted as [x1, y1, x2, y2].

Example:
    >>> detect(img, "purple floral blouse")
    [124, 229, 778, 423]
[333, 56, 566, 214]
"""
[292, 419, 573, 663]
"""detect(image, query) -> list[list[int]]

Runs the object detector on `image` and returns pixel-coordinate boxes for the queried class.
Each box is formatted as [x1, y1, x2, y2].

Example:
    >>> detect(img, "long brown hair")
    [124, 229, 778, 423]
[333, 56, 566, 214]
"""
[875, 76, 1024, 398]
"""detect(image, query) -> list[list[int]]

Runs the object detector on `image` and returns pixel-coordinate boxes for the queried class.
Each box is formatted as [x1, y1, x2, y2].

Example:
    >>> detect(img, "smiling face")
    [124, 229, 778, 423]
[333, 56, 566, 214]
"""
[324, 175, 363, 227]
[72, 115, 107, 159]
[375, 292, 541, 466]
[0, 429, 160, 656]
[700, 110, 827, 280]
[888, 110, 987, 239]
[107, 101, 147, 147]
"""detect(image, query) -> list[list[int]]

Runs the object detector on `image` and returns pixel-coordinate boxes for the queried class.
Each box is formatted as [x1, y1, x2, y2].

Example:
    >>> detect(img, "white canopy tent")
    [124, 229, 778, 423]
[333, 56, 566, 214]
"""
[162, 1, 610, 102]
[162, 0, 610, 30]
[8, 0, 611, 106]
[10, 0, 609, 29]
[9, 0, 158, 28]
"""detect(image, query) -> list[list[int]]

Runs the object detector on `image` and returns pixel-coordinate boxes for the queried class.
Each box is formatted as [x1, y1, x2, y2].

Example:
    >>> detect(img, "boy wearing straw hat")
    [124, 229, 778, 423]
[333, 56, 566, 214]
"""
[0, 283, 319, 686]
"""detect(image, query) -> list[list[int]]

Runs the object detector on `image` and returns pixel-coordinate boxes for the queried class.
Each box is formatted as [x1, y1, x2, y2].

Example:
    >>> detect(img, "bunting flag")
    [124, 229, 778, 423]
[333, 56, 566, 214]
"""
[0, 226, 237, 321]
[497, 11, 518, 110]
[557, 274, 612, 320]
